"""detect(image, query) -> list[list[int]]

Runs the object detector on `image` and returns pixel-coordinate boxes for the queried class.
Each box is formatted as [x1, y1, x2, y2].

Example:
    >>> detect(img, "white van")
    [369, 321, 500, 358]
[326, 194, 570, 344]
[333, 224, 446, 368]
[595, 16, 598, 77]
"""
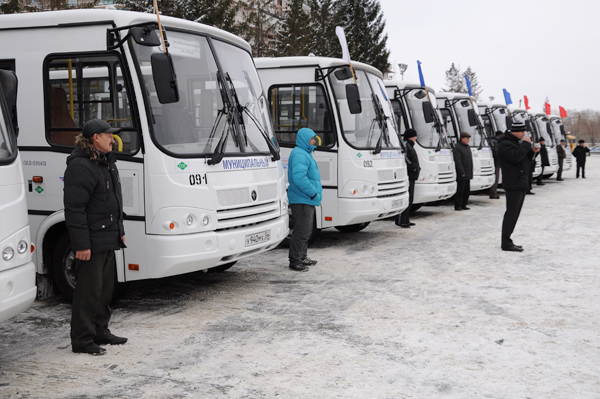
[437, 93, 495, 191]
[385, 80, 457, 205]
[1, 10, 288, 300]
[0, 70, 36, 322]
[256, 57, 409, 239]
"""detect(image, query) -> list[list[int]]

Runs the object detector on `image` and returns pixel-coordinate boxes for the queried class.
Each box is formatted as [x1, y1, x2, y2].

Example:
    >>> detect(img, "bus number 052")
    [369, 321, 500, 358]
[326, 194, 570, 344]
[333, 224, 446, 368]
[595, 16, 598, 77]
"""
[189, 174, 207, 185]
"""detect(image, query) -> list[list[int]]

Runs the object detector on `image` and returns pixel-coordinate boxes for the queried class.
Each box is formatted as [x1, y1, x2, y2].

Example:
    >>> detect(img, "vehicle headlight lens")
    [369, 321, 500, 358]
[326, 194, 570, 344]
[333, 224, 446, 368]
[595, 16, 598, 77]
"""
[282, 200, 288, 212]
[370, 186, 375, 194]
[186, 215, 194, 226]
[2, 247, 14, 261]
[203, 215, 210, 226]
[362, 185, 368, 194]
[17, 240, 28, 254]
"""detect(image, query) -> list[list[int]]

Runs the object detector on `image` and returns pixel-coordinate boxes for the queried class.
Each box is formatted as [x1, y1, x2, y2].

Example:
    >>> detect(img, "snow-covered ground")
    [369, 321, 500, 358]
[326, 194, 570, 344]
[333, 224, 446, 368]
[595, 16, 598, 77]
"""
[1, 156, 599, 399]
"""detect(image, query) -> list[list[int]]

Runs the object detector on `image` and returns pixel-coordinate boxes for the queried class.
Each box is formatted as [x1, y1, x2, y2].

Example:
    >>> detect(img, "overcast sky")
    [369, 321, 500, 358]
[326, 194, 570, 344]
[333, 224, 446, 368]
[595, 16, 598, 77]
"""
[378, 0, 600, 112]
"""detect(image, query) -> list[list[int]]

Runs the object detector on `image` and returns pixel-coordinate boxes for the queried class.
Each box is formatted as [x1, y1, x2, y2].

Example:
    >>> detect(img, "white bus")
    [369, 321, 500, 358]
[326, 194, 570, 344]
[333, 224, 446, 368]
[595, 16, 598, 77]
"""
[549, 115, 573, 171]
[437, 92, 495, 191]
[529, 112, 559, 177]
[0, 70, 36, 322]
[1, 10, 288, 300]
[256, 57, 409, 239]
[511, 109, 542, 178]
[385, 80, 457, 207]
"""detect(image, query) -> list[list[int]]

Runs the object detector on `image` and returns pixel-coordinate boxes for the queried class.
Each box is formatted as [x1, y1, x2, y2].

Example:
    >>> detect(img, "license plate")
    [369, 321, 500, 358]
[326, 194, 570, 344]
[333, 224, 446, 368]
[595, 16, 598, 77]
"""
[245, 230, 271, 247]
[391, 199, 402, 209]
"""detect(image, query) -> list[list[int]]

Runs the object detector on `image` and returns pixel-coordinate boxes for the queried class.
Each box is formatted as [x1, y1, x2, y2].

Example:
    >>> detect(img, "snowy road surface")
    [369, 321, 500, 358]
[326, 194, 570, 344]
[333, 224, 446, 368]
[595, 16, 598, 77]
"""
[1, 156, 599, 398]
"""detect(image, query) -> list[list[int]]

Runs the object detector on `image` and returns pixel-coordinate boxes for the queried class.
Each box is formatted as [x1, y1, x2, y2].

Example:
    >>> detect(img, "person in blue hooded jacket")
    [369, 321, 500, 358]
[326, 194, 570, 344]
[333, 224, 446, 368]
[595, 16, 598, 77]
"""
[287, 128, 323, 272]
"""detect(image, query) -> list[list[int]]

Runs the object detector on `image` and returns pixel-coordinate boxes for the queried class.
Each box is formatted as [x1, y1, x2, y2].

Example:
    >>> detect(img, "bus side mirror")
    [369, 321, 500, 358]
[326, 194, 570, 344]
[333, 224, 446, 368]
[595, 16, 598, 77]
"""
[467, 109, 477, 127]
[151, 53, 180, 104]
[506, 115, 513, 128]
[346, 84, 361, 114]
[422, 101, 434, 123]
[0, 70, 19, 137]
[334, 67, 353, 80]
[130, 26, 162, 47]
[525, 119, 532, 131]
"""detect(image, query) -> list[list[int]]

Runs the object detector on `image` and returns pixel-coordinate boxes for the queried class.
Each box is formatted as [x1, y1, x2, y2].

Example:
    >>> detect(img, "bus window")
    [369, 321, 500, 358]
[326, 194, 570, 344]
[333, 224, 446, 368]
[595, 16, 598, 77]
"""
[269, 84, 335, 148]
[45, 55, 138, 153]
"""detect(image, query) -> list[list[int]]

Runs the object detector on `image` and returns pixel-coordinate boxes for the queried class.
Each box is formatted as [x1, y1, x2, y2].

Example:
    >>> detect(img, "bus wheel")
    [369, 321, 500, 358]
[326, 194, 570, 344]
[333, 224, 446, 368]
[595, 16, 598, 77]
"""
[334, 222, 370, 233]
[208, 262, 237, 273]
[280, 215, 320, 248]
[52, 232, 126, 304]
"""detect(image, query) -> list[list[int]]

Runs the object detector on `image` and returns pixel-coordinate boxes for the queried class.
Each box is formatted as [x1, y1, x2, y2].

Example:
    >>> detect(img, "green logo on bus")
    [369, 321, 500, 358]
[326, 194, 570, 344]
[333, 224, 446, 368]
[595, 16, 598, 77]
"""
[35, 186, 44, 194]
[357, 152, 362, 158]
[177, 162, 188, 170]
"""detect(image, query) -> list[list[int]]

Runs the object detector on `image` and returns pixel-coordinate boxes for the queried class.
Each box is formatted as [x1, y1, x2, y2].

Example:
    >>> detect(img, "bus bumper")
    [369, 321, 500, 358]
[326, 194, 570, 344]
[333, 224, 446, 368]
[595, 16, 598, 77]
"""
[470, 174, 495, 191]
[414, 181, 457, 204]
[144, 215, 288, 279]
[0, 261, 36, 323]
[331, 192, 409, 227]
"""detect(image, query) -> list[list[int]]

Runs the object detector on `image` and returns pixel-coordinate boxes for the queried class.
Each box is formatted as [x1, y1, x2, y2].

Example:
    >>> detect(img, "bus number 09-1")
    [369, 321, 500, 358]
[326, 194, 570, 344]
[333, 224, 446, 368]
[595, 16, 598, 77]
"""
[189, 174, 207, 185]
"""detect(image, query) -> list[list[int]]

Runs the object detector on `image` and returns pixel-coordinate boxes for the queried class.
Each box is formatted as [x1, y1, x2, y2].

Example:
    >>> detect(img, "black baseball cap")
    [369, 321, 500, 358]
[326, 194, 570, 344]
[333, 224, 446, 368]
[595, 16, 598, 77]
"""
[82, 119, 121, 138]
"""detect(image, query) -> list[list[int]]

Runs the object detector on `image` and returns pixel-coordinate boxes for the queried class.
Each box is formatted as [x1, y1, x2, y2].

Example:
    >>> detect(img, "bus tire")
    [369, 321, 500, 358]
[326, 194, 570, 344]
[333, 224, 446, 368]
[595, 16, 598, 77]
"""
[52, 232, 126, 304]
[208, 262, 237, 273]
[334, 222, 370, 233]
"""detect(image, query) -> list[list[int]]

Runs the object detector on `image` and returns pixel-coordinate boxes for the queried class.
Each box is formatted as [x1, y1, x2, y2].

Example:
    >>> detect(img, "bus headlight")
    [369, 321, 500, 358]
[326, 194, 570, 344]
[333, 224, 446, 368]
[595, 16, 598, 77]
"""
[203, 215, 210, 226]
[186, 215, 194, 226]
[2, 246, 14, 261]
[17, 240, 28, 254]
[362, 185, 368, 194]
[281, 198, 288, 213]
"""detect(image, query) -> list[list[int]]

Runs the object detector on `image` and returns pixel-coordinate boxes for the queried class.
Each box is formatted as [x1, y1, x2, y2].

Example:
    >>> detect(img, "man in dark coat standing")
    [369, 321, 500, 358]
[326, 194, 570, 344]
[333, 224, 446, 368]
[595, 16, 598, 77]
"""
[536, 137, 550, 185]
[453, 132, 473, 211]
[496, 121, 540, 252]
[572, 140, 590, 178]
[396, 129, 420, 228]
[556, 139, 566, 181]
[489, 131, 502, 199]
[64, 119, 127, 355]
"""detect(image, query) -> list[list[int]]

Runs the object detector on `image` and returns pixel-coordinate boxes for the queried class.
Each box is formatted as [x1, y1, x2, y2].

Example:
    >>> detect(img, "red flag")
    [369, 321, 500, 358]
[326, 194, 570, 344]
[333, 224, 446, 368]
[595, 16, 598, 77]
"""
[545, 102, 551, 115]
[524, 95, 530, 110]
[559, 106, 568, 118]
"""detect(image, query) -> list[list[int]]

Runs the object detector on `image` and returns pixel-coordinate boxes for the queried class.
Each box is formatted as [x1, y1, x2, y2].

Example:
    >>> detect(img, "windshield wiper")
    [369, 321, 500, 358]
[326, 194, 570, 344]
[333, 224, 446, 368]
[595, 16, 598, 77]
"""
[208, 72, 240, 165]
[370, 94, 391, 155]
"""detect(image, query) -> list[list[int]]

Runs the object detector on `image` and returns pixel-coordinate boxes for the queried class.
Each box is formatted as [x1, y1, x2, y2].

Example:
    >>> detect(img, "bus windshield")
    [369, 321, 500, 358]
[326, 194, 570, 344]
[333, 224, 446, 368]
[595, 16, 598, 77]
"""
[131, 31, 273, 157]
[405, 89, 450, 149]
[330, 69, 400, 150]
[491, 107, 509, 133]
[0, 90, 16, 161]
[453, 99, 487, 148]
[535, 117, 555, 148]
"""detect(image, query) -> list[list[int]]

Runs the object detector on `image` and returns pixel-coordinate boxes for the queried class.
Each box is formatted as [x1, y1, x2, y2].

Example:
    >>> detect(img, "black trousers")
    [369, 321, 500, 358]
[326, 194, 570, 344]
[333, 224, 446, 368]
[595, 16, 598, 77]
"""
[536, 166, 545, 184]
[398, 178, 416, 225]
[454, 179, 470, 210]
[289, 204, 315, 264]
[71, 250, 115, 347]
[501, 189, 526, 248]
[557, 158, 564, 180]
[489, 166, 500, 196]
[576, 162, 586, 178]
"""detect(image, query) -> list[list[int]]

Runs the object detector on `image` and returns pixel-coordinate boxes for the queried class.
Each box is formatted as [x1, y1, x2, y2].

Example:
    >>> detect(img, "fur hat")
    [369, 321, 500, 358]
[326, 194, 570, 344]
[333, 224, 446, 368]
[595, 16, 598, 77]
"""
[404, 129, 417, 139]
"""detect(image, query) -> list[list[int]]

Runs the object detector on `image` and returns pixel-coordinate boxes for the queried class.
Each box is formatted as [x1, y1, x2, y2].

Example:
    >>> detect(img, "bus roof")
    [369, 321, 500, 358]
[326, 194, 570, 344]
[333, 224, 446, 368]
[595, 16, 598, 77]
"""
[384, 79, 437, 95]
[254, 56, 384, 79]
[0, 9, 251, 53]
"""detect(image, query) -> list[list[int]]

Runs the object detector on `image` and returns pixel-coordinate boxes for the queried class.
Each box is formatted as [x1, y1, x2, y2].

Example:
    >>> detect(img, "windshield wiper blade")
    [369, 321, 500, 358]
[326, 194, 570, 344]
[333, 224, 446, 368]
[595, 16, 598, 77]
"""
[370, 94, 391, 154]
[207, 123, 230, 165]
[241, 105, 280, 160]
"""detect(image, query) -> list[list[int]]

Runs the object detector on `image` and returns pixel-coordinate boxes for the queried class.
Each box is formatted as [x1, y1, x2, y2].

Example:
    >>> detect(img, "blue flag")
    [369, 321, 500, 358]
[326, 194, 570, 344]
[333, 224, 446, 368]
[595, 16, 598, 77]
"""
[417, 60, 425, 88]
[464, 75, 472, 96]
[503, 89, 512, 105]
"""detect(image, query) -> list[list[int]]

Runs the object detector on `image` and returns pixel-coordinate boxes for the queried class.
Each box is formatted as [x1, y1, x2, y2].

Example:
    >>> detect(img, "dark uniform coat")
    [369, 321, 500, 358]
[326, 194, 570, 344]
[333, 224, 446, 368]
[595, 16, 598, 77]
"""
[453, 141, 473, 180]
[405, 140, 421, 181]
[572, 146, 590, 163]
[497, 132, 535, 190]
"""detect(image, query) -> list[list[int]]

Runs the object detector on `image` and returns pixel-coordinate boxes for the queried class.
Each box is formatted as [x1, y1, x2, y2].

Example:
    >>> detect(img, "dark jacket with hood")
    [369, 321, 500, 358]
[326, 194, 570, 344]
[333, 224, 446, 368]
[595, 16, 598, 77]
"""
[288, 128, 323, 206]
[572, 145, 590, 163]
[64, 135, 125, 253]
[453, 141, 473, 181]
[404, 140, 421, 181]
[497, 132, 535, 191]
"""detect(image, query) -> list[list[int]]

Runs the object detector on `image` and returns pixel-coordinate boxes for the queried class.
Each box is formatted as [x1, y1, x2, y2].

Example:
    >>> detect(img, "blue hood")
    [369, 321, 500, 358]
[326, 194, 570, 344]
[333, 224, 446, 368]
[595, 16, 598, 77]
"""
[296, 128, 317, 153]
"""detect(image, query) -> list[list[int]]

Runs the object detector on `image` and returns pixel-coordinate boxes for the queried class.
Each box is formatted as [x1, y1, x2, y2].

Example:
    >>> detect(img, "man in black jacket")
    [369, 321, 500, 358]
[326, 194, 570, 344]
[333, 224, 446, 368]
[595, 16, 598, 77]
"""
[64, 119, 127, 355]
[396, 129, 420, 228]
[535, 137, 550, 185]
[556, 139, 566, 181]
[497, 121, 540, 252]
[453, 132, 473, 211]
[572, 140, 590, 178]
